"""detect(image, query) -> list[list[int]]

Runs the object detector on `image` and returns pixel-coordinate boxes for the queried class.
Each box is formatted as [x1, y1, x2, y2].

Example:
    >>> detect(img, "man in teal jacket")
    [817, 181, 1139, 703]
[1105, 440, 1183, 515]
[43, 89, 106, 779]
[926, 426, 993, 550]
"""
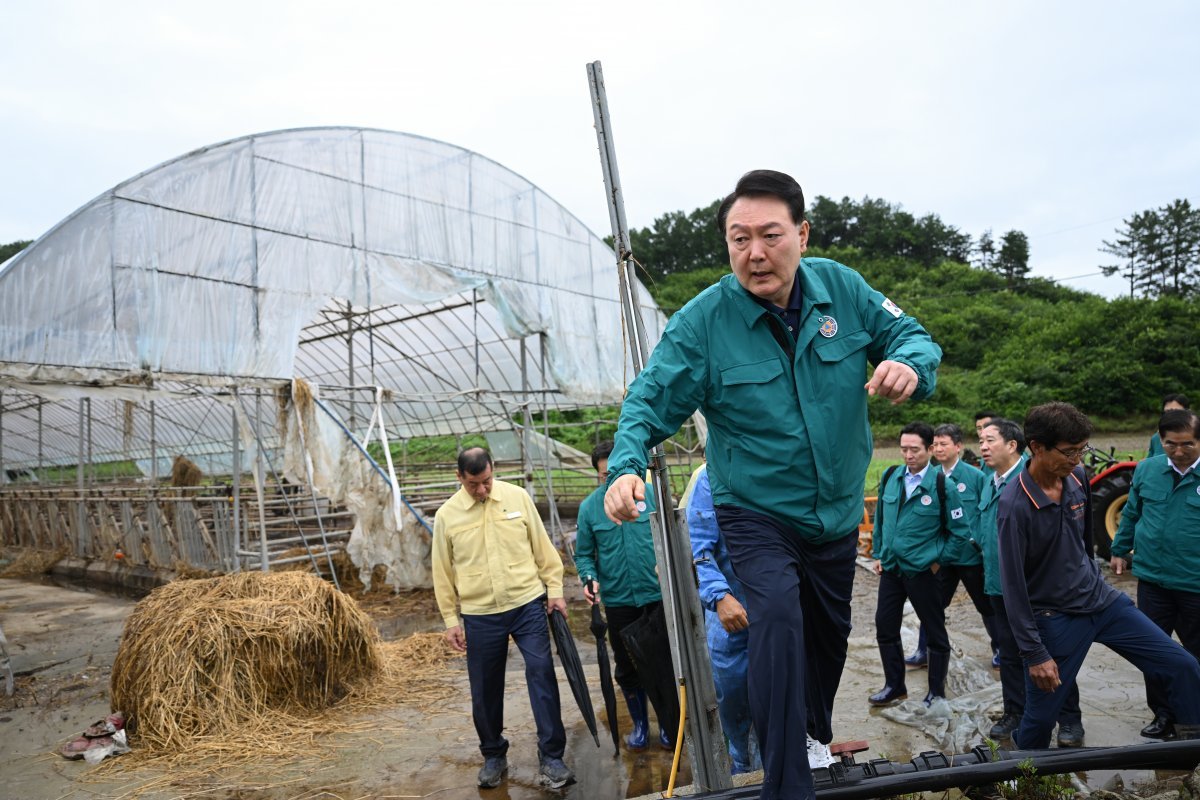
[574, 442, 673, 751]
[604, 170, 941, 800]
[870, 422, 971, 706]
[1112, 409, 1200, 740]
[905, 423, 996, 669]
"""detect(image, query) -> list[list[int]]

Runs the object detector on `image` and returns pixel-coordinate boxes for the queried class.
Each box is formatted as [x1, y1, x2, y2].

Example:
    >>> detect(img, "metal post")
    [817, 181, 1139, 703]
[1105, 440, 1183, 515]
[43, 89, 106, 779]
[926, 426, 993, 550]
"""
[149, 400, 158, 483]
[77, 399, 85, 494]
[0, 391, 5, 484]
[538, 333, 562, 542]
[255, 390, 268, 572]
[520, 337, 534, 497]
[37, 400, 43, 477]
[85, 398, 93, 487]
[587, 60, 731, 789]
[232, 393, 242, 572]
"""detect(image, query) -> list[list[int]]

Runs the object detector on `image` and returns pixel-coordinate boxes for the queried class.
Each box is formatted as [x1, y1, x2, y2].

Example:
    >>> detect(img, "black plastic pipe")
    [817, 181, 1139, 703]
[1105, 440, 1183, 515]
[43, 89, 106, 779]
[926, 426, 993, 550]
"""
[690, 739, 1200, 800]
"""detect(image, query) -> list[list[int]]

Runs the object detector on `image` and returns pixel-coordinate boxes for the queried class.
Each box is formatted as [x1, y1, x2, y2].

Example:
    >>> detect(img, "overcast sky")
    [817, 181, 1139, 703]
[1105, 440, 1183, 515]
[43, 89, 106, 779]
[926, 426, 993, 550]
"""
[2, 1, 1197, 298]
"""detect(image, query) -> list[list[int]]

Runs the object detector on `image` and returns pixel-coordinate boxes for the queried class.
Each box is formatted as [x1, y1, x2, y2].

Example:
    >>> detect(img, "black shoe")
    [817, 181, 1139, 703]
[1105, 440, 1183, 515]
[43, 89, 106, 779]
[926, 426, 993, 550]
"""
[904, 649, 928, 669]
[989, 712, 1022, 740]
[538, 755, 575, 789]
[923, 692, 945, 707]
[869, 686, 907, 706]
[477, 756, 508, 788]
[1056, 722, 1085, 748]
[1140, 711, 1175, 740]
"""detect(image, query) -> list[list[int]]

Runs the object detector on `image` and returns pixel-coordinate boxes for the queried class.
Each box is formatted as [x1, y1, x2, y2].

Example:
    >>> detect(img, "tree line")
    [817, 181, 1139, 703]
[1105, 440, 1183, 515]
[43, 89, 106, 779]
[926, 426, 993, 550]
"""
[1100, 199, 1200, 299]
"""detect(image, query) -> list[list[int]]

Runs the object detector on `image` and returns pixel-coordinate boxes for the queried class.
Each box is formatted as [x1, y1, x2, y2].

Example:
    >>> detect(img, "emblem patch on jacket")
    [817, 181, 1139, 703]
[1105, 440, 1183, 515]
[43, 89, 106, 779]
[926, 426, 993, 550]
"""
[882, 298, 903, 318]
[818, 316, 838, 338]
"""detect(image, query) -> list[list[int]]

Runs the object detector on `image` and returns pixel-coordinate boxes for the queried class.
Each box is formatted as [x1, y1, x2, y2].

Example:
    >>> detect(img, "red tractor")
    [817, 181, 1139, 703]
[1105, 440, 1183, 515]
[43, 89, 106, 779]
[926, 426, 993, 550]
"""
[1086, 447, 1140, 560]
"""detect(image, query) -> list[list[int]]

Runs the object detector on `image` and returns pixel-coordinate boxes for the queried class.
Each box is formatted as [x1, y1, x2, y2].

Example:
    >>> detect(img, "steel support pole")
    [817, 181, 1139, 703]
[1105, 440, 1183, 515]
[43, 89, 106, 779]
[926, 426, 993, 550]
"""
[520, 337, 535, 497]
[232, 393, 242, 572]
[587, 60, 730, 789]
[255, 390, 268, 572]
[149, 400, 157, 483]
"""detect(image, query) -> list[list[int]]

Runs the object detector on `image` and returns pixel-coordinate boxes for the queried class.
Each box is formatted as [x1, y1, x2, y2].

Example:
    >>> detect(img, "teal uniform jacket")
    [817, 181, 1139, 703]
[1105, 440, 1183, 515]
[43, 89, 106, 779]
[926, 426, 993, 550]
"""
[978, 453, 1029, 596]
[1147, 433, 1164, 459]
[608, 262, 942, 542]
[574, 484, 662, 607]
[873, 465, 972, 577]
[939, 460, 987, 566]
[1111, 455, 1200, 593]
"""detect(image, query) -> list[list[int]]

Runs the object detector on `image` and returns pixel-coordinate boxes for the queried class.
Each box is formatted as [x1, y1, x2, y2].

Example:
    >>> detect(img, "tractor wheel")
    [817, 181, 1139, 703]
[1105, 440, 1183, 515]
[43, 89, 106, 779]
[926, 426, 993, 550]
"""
[1089, 468, 1133, 559]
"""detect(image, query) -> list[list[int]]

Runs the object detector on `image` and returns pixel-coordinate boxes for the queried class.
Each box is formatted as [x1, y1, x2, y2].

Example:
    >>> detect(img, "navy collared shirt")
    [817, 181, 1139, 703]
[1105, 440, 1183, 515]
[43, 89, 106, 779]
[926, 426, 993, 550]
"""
[750, 273, 803, 339]
[997, 463, 1120, 666]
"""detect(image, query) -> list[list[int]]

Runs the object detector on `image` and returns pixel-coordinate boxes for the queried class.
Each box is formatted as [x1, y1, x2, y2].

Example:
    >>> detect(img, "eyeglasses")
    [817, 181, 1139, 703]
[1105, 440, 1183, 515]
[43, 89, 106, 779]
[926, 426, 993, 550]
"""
[1051, 444, 1094, 461]
[1162, 440, 1198, 451]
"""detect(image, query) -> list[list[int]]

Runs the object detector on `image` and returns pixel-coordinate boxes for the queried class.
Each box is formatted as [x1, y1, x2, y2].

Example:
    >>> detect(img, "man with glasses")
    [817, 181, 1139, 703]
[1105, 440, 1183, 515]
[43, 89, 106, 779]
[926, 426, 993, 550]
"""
[1112, 409, 1200, 741]
[998, 402, 1200, 748]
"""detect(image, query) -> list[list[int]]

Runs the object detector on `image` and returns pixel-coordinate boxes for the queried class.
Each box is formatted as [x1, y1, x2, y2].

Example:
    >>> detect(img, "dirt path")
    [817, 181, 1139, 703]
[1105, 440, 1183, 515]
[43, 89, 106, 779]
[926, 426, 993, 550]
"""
[0, 562, 1176, 800]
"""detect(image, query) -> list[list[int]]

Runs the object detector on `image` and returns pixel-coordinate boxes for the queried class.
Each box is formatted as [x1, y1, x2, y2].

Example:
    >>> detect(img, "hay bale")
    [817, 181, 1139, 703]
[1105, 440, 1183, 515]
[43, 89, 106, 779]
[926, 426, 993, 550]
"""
[110, 571, 382, 751]
[169, 455, 202, 490]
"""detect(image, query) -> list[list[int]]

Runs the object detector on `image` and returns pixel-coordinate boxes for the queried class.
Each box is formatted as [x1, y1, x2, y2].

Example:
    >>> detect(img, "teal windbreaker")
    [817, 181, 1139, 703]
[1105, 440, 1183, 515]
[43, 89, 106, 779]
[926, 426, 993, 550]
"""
[609, 260, 942, 541]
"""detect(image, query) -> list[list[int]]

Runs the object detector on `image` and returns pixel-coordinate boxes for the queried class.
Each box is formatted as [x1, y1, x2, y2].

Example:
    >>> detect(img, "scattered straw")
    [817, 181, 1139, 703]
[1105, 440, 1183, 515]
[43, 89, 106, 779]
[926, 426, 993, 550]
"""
[91, 588, 465, 798]
[0, 546, 66, 577]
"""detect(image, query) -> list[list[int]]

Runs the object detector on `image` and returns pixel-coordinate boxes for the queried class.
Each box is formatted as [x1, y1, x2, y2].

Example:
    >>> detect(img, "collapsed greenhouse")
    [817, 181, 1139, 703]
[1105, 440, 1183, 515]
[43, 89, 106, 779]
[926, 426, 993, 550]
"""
[0, 126, 686, 590]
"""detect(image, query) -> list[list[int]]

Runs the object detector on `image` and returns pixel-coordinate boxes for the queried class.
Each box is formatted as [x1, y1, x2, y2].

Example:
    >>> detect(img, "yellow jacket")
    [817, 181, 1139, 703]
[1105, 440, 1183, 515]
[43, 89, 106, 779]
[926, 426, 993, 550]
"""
[432, 479, 564, 628]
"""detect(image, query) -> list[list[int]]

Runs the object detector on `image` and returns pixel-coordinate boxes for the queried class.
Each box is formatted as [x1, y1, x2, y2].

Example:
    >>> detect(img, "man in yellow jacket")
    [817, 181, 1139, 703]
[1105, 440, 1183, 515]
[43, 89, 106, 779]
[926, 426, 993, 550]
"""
[432, 447, 573, 790]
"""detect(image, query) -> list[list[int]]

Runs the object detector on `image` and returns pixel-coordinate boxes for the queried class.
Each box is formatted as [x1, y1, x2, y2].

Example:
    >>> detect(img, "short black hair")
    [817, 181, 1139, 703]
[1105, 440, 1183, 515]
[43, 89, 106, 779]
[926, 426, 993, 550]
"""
[900, 421, 935, 448]
[984, 418, 1026, 455]
[591, 441, 615, 471]
[1159, 409, 1200, 439]
[457, 447, 493, 476]
[715, 170, 805, 234]
[974, 410, 1002, 422]
[1024, 402, 1093, 449]
[1162, 393, 1190, 410]
[933, 423, 963, 444]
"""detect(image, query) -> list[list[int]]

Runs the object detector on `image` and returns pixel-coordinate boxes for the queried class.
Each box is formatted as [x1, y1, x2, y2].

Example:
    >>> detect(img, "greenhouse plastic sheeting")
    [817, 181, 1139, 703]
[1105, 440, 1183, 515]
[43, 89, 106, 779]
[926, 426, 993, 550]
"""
[0, 127, 666, 437]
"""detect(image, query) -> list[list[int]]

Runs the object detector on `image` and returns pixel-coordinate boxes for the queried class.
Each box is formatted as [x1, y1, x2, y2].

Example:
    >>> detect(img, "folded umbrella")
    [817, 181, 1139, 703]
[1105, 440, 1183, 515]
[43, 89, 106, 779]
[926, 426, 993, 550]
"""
[619, 602, 681, 744]
[549, 608, 600, 747]
[587, 582, 621, 756]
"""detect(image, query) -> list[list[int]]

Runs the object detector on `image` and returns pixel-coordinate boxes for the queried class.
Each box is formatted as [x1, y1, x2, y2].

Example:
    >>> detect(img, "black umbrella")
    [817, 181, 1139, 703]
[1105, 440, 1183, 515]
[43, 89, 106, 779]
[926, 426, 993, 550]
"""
[587, 582, 621, 756]
[618, 602, 681, 745]
[549, 608, 600, 747]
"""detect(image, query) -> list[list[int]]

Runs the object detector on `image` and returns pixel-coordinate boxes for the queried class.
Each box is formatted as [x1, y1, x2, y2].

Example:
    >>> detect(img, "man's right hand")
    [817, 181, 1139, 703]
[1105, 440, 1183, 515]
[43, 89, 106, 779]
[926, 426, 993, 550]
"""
[604, 474, 646, 523]
[1110, 556, 1126, 574]
[445, 625, 467, 652]
[872, 559, 883, 576]
[1028, 657, 1061, 692]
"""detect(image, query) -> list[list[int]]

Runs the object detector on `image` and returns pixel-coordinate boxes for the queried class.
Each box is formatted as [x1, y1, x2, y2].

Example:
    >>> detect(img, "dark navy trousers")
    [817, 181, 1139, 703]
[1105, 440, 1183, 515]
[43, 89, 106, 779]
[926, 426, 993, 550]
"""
[717, 506, 857, 800]
[990, 595, 1080, 723]
[1137, 580, 1200, 721]
[462, 596, 566, 759]
[1014, 593, 1200, 749]
[875, 568, 950, 696]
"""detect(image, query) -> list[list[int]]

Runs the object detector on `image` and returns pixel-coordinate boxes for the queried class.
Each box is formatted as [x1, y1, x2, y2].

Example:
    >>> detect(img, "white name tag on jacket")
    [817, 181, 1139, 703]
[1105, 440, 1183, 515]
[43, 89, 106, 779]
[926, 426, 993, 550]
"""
[505, 511, 522, 520]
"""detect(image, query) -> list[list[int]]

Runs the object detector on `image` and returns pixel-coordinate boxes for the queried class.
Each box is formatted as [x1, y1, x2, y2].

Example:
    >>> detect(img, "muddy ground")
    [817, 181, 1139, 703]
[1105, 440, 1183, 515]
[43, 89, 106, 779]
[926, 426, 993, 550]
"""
[0, 555, 1190, 800]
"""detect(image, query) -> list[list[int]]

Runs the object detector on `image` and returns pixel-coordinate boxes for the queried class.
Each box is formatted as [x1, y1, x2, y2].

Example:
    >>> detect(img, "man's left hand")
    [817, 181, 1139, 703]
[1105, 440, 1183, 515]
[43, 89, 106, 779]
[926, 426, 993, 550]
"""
[547, 596, 568, 616]
[865, 360, 918, 405]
